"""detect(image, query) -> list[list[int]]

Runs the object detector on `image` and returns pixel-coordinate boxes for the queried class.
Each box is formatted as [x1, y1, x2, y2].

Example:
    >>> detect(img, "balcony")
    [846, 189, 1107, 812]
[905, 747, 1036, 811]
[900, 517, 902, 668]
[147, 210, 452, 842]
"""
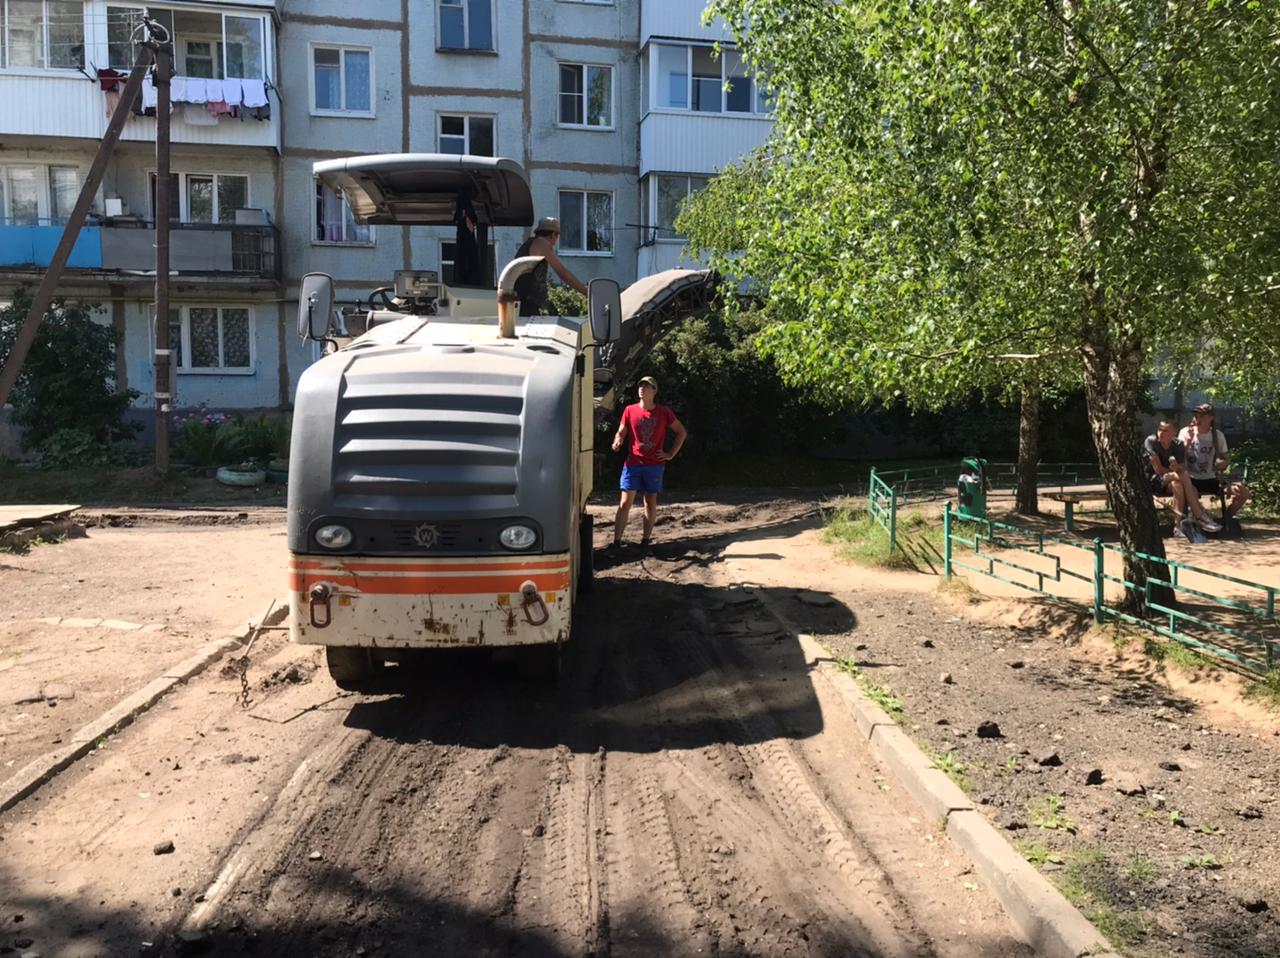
[639, 111, 772, 177]
[0, 219, 281, 284]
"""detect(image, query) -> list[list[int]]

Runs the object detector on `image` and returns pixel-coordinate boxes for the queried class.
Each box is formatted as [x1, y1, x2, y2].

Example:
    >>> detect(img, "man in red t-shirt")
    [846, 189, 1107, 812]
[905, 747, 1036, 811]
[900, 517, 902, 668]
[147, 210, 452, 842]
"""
[610, 376, 688, 548]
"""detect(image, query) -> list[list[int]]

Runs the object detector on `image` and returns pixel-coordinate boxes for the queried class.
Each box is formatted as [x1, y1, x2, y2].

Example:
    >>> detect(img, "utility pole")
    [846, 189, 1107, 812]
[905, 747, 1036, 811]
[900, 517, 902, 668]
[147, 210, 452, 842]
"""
[149, 18, 175, 475]
[0, 47, 154, 411]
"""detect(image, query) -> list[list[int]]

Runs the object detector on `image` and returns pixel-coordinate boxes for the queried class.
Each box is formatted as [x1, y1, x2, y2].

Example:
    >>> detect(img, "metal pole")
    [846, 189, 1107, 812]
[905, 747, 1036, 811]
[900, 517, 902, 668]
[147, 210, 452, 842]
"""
[152, 29, 174, 475]
[943, 501, 953, 578]
[888, 485, 898, 553]
[1092, 538, 1105, 625]
[0, 47, 155, 410]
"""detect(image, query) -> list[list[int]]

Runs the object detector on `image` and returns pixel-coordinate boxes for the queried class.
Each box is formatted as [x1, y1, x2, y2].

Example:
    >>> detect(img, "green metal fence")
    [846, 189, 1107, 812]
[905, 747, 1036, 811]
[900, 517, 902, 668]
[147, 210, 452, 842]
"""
[867, 467, 899, 550]
[943, 502, 1279, 673]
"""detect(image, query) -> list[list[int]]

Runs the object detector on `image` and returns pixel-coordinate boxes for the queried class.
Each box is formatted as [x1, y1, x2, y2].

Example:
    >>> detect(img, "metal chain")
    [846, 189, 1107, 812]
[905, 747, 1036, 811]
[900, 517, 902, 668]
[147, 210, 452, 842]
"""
[237, 655, 253, 709]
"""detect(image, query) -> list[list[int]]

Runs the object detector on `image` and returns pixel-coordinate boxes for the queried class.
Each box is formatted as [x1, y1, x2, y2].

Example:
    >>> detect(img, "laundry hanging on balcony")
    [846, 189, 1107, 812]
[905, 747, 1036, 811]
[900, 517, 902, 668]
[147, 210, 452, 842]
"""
[127, 75, 273, 122]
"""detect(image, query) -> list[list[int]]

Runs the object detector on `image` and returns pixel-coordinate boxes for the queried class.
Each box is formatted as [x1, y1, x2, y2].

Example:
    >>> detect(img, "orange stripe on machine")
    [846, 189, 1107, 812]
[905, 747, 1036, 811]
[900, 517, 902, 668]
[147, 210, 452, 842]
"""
[288, 571, 571, 596]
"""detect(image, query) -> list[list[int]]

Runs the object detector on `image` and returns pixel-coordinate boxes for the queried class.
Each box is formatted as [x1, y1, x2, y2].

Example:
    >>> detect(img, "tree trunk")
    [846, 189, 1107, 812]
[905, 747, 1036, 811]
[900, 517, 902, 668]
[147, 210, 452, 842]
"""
[1016, 379, 1041, 515]
[1080, 338, 1169, 614]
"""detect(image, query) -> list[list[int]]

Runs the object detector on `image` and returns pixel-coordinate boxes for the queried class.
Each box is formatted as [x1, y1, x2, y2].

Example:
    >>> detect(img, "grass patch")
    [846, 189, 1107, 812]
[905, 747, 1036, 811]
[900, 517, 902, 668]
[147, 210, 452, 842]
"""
[1244, 669, 1280, 710]
[1124, 855, 1160, 883]
[1015, 841, 1064, 866]
[0, 463, 285, 507]
[835, 656, 906, 723]
[1055, 848, 1150, 948]
[1142, 636, 1218, 672]
[822, 504, 945, 572]
[1029, 795, 1078, 834]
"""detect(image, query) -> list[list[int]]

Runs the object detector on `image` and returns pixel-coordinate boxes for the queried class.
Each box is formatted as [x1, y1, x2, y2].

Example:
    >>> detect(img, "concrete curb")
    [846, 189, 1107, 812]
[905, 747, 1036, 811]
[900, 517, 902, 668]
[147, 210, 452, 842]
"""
[0, 599, 290, 814]
[750, 588, 1120, 958]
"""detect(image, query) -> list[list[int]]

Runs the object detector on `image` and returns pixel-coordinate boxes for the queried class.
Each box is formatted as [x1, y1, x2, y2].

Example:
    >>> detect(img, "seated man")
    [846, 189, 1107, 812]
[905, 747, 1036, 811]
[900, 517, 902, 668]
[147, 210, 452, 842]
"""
[1178, 403, 1249, 518]
[1144, 419, 1221, 535]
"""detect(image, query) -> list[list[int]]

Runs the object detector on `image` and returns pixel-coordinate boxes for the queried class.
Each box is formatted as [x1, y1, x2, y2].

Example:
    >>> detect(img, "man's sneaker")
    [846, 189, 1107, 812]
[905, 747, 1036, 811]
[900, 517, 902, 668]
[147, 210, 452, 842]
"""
[1196, 515, 1223, 533]
[1172, 521, 1188, 540]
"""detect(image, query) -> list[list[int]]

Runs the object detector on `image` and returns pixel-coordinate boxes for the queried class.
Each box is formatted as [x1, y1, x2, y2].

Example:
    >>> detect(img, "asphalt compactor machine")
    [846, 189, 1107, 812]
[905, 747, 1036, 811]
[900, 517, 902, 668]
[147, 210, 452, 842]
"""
[287, 154, 715, 685]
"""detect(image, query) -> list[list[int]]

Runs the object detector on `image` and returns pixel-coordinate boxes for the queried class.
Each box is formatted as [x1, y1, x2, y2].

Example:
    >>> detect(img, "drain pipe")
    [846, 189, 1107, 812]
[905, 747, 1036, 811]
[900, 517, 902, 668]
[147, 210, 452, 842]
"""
[496, 256, 544, 339]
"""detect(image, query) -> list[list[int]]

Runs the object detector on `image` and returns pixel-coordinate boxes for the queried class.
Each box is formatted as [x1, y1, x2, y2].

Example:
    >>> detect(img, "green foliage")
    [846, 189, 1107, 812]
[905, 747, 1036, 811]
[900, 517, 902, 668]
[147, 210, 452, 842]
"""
[1233, 439, 1280, 516]
[1016, 841, 1064, 866]
[693, 0, 1280, 570]
[643, 307, 843, 458]
[37, 428, 104, 471]
[0, 287, 139, 450]
[175, 417, 246, 469]
[236, 414, 289, 462]
[1029, 795, 1078, 834]
[545, 285, 587, 318]
[1244, 670, 1280, 711]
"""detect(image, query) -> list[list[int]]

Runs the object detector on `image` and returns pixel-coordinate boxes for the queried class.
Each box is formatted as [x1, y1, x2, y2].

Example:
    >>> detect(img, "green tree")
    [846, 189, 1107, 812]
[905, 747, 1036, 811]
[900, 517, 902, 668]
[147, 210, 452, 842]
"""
[0, 287, 138, 450]
[685, 0, 1280, 602]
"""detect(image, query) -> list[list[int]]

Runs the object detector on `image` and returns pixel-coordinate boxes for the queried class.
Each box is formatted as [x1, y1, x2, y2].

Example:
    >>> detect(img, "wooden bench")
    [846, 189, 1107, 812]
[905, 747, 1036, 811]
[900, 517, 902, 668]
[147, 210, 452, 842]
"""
[1043, 491, 1109, 532]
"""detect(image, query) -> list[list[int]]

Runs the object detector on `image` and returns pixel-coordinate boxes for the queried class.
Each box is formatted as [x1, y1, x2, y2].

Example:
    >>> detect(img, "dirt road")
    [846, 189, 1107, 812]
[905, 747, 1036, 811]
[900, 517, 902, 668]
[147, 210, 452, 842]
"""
[0, 500, 1027, 957]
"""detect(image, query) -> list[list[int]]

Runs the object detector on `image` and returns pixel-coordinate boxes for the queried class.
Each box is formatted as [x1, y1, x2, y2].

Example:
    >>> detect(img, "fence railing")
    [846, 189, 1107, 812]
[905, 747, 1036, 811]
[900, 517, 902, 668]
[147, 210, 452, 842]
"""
[943, 502, 1278, 673]
[867, 467, 898, 550]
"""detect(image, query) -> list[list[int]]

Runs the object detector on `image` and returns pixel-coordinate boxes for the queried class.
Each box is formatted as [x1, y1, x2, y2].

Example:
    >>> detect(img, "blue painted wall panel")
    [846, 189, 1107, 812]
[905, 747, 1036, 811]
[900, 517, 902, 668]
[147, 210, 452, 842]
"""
[0, 225, 102, 269]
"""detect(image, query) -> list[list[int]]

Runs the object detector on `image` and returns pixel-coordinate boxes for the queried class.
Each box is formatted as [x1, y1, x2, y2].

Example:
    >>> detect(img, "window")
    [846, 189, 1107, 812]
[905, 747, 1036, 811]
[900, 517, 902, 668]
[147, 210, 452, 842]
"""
[312, 45, 372, 115]
[648, 174, 708, 242]
[438, 0, 492, 52]
[167, 306, 253, 372]
[106, 5, 143, 69]
[440, 240, 496, 287]
[315, 181, 372, 245]
[438, 114, 494, 156]
[48, 166, 79, 223]
[0, 164, 80, 224]
[117, 8, 265, 79]
[651, 43, 770, 116]
[0, 0, 84, 70]
[150, 173, 249, 224]
[558, 63, 612, 128]
[558, 190, 612, 255]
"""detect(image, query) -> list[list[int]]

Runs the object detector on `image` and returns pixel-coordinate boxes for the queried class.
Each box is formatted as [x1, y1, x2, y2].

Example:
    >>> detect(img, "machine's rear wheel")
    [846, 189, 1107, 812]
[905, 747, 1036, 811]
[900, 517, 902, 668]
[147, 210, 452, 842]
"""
[325, 646, 379, 690]
[578, 513, 595, 594]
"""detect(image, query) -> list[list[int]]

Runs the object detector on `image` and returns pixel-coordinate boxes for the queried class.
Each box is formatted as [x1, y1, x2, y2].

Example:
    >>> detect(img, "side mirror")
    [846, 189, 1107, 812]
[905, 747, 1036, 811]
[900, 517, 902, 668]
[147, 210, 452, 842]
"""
[298, 272, 335, 341]
[588, 277, 621, 345]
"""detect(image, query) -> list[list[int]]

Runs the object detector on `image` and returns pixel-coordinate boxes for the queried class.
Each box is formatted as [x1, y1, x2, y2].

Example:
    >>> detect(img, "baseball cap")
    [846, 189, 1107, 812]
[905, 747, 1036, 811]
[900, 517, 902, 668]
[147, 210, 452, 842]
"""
[535, 216, 561, 234]
[638, 375, 658, 389]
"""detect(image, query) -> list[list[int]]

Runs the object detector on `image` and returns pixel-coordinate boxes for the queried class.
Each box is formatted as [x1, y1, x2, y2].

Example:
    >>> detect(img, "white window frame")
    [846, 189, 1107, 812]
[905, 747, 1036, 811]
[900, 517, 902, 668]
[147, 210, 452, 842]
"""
[105, 4, 144, 70]
[437, 113, 495, 155]
[309, 42, 374, 118]
[313, 179, 374, 247]
[557, 188, 613, 257]
[148, 171, 250, 225]
[439, 238, 496, 287]
[557, 61, 614, 130]
[437, 0, 495, 53]
[647, 41, 771, 118]
[0, 0, 85, 73]
[0, 162, 83, 224]
[164, 305, 256, 376]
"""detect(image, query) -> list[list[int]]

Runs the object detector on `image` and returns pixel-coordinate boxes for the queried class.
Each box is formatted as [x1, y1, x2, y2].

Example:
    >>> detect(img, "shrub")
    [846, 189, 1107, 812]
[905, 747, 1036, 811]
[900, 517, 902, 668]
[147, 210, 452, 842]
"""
[0, 288, 139, 450]
[37, 428, 104, 470]
[236, 414, 289, 463]
[175, 417, 246, 468]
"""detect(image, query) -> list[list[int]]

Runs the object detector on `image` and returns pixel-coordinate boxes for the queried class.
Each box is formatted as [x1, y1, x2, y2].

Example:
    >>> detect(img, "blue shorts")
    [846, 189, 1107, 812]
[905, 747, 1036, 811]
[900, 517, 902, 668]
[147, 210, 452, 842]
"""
[620, 464, 665, 494]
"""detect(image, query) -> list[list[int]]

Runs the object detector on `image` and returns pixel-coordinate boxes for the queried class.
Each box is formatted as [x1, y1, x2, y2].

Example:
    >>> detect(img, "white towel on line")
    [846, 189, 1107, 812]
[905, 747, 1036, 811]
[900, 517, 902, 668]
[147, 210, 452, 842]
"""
[241, 79, 268, 108]
[170, 76, 187, 102]
[183, 77, 208, 104]
[141, 74, 157, 109]
[221, 77, 244, 107]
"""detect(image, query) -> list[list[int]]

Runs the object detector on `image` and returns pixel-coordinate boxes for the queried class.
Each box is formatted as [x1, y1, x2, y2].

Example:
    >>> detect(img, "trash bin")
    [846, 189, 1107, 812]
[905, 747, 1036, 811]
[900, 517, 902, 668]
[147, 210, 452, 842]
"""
[958, 456, 989, 520]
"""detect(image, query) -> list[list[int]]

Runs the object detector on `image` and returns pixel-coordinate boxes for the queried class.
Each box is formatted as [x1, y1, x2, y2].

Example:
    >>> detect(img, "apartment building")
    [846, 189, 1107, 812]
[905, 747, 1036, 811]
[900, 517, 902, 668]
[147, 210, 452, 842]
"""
[0, 0, 771, 425]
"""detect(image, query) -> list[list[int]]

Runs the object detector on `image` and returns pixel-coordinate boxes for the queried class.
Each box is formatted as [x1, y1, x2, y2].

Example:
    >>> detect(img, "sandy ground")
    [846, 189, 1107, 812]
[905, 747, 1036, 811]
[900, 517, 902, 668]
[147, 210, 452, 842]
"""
[0, 499, 1030, 958]
[1, 509, 286, 775]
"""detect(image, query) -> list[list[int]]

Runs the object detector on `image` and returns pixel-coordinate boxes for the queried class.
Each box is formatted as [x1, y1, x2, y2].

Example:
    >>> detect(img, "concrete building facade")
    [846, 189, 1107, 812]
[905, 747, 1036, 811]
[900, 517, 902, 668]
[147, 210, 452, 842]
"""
[0, 0, 771, 427]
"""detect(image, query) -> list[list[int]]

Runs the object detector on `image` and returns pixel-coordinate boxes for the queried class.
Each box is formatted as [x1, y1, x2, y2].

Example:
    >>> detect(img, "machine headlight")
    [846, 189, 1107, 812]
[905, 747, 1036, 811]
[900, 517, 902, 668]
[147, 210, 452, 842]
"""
[315, 524, 354, 549]
[499, 524, 537, 550]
